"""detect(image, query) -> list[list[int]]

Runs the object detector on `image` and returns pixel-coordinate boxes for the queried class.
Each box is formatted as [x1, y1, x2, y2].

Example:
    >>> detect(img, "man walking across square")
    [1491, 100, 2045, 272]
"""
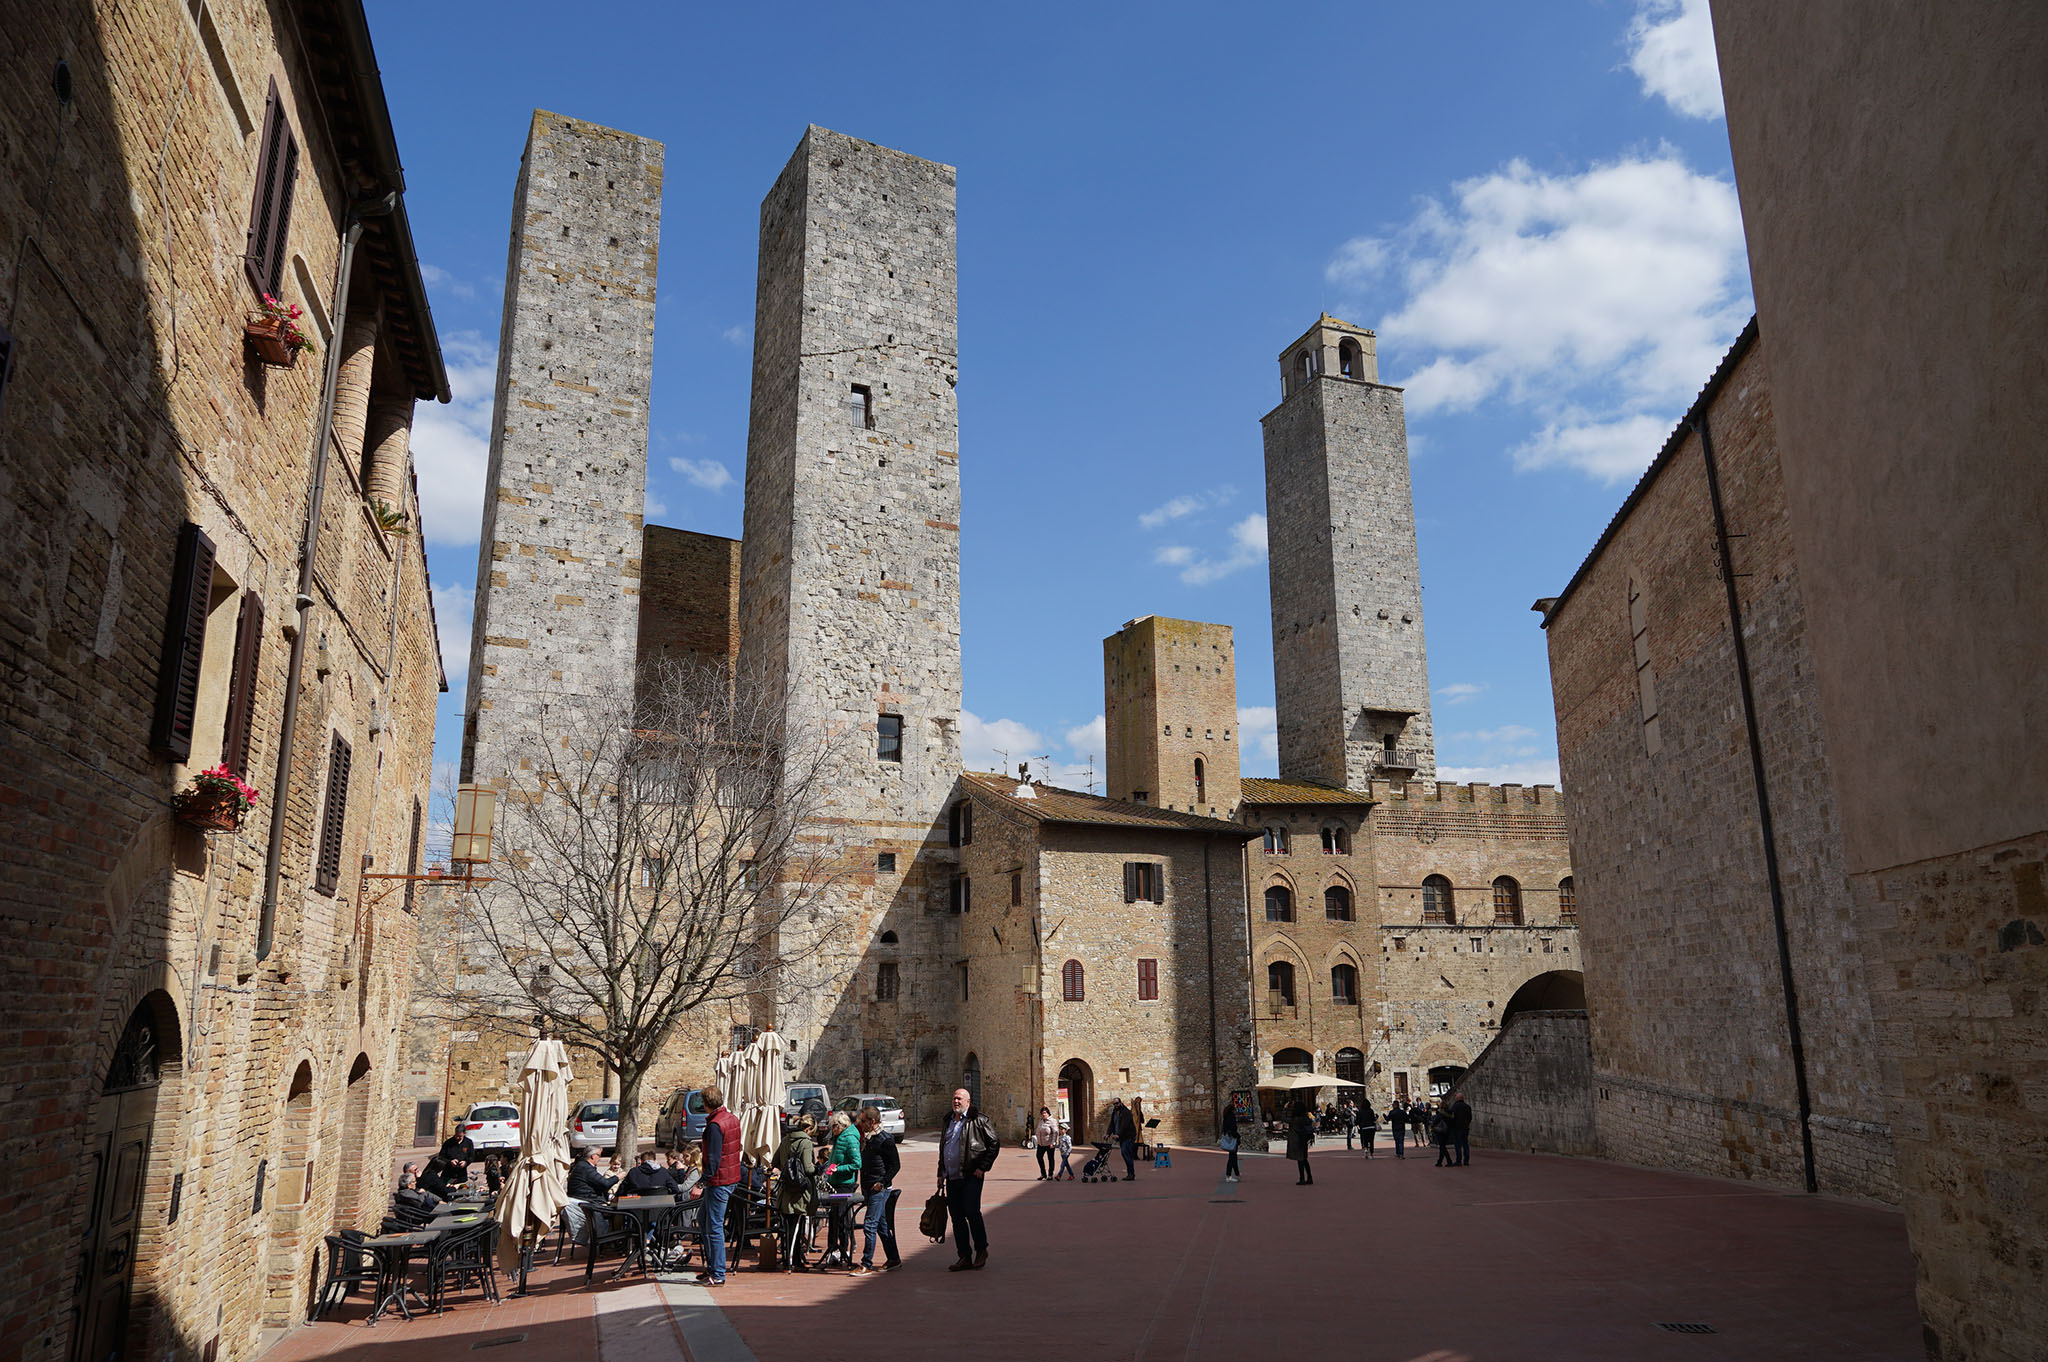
[940, 1086, 998, 1270]
[1107, 1096, 1139, 1181]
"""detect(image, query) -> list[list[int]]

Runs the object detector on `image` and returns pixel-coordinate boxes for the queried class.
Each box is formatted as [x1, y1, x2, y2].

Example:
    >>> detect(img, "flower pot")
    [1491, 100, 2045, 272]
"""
[174, 784, 245, 832]
[244, 316, 301, 369]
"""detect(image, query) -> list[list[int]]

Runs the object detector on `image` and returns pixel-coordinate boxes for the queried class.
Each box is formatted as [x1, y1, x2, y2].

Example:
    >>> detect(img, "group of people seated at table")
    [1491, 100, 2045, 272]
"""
[394, 1130, 504, 1214]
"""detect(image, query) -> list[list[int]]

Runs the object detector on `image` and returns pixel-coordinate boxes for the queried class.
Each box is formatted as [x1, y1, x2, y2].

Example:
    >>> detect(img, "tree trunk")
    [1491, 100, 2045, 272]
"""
[615, 1065, 644, 1158]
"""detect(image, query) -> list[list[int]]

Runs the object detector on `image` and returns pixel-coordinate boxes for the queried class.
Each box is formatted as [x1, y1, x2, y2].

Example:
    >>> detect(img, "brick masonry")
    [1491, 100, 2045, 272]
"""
[1103, 616, 1243, 818]
[0, 6, 444, 1359]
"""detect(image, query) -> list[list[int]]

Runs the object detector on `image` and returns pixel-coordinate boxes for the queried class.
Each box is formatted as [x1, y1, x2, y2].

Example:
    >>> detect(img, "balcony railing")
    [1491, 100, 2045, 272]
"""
[1371, 747, 1422, 772]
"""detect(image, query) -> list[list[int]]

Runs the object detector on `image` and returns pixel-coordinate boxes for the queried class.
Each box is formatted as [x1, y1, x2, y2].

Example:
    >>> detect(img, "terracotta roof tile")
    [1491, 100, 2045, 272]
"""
[1239, 777, 1373, 806]
[961, 772, 1257, 837]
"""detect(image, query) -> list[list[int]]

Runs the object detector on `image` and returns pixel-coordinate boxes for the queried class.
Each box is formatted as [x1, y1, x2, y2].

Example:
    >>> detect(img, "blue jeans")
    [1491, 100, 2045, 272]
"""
[860, 1186, 898, 1266]
[702, 1181, 733, 1279]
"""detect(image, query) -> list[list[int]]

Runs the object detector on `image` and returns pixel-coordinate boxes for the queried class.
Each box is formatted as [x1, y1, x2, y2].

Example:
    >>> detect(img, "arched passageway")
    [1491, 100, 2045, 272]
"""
[1058, 1059, 1094, 1144]
[1500, 970, 1587, 1025]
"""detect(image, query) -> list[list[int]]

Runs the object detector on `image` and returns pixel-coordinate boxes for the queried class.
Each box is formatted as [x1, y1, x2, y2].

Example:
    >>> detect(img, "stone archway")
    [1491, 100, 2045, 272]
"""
[73, 993, 181, 1362]
[334, 1054, 374, 1230]
[1057, 1059, 1094, 1144]
[1499, 970, 1587, 1025]
[263, 1062, 318, 1326]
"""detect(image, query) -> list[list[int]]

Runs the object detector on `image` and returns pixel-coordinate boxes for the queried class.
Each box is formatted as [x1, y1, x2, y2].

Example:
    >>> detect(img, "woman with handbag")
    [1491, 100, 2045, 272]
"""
[1220, 1104, 1242, 1182]
[773, 1116, 818, 1272]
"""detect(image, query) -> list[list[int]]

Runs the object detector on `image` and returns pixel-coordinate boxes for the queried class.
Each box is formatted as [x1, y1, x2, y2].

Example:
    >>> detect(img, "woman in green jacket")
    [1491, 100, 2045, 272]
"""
[773, 1116, 817, 1272]
[822, 1111, 864, 1265]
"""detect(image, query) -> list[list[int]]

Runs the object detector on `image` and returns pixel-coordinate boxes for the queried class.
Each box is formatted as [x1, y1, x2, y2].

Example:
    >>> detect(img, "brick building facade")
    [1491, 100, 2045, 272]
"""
[0, 3, 447, 1359]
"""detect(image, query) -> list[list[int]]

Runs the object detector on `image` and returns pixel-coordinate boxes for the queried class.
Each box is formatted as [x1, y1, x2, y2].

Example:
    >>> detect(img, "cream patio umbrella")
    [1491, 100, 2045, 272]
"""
[734, 1030, 789, 1164]
[496, 1037, 573, 1285]
[1256, 1072, 1365, 1091]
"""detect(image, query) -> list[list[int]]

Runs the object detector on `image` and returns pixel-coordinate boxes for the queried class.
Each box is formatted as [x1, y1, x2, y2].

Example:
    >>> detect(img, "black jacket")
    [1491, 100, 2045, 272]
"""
[1107, 1104, 1136, 1142]
[1450, 1099, 1473, 1133]
[418, 1158, 461, 1199]
[940, 1107, 1001, 1177]
[1388, 1104, 1410, 1132]
[567, 1160, 617, 1203]
[862, 1129, 901, 1190]
[621, 1162, 679, 1196]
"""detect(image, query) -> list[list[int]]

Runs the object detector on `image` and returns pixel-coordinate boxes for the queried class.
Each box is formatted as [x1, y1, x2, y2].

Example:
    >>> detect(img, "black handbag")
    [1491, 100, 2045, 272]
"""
[919, 1190, 948, 1242]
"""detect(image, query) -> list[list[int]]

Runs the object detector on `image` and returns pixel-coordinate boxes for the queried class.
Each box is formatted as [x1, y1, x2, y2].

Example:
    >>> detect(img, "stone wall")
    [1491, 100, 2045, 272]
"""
[1457, 1010, 1598, 1156]
[1541, 332, 1895, 1201]
[637, 525, 740, 674]
[736, 127, 963, 1105]
[1103, 616, 1243, 817]
[0, 6, 443, 1358]
[1262, 316, 1434, 788]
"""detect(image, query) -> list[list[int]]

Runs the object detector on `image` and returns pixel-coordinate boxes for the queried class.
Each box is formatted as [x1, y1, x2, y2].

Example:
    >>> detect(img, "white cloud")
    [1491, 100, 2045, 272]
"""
[1626, 0, 1724, 120]
[432, 580, 473, 687]
[419, 262, 476, 301]
[669, 457, 734, 492]
[1434, 682, 1487, 705]
[1437, 760, 1563, 788]
[1153, 545, 1196, 567]
[721, 324, 751, 348]
[1326, 152, 1750, 482]
[1449, 724, 1541, 747]
[410, 330, 495, 549]
[1064, 714, 1105, 758]
[1138, 486, 1235, 530]
[961, 711, 1046, 776]
[1174, 513, 1268, 586]
[644, 494, 668, 518]
[1237, 705, 1278, 772]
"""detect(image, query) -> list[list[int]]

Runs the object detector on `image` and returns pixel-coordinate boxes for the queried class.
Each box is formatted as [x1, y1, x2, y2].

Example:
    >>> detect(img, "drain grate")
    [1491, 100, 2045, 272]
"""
[470, 1336, 529, 1350]
[1208, 1198, 1245, 1204]
[1655, 1323, 1717, 1335]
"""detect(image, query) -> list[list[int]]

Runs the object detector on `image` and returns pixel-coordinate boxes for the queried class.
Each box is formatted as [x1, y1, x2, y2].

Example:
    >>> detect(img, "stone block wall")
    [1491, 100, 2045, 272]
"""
[1542, 333, 1894, 1201]
[637, 525, 741, 674]
[1457, 1010, 1599, 1155]
[1103, 615, 1242, 817]
[0, 6, 443, 1358]
[736, 127, 963, 1100]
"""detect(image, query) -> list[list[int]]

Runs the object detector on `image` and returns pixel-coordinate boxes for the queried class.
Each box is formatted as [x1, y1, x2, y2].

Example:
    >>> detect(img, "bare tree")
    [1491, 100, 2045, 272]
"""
[439, 657, 850, 1155]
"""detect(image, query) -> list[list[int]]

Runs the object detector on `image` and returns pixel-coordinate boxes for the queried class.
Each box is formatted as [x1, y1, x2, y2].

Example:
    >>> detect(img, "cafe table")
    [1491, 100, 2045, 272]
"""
[359, 1229, 439, 1323]
[608, 1194, 682, 1278]
[429, 1210, 489, 1232]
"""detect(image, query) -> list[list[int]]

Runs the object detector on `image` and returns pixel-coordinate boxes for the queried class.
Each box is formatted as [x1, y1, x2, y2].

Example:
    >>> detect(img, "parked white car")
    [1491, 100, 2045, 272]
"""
[838, 1093, 906, 1137]
[568, 1099, 618, 1152]
[461, 1100, 522, 1150]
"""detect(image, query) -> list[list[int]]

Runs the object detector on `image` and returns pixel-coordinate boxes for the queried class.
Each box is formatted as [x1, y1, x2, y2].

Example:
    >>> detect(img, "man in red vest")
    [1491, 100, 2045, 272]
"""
[690, 1085, 743, 1286]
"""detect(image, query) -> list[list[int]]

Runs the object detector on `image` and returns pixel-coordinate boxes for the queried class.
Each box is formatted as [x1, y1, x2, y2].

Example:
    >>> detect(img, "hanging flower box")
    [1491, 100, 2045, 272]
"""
[244, 294, 313, 369]
[174, 765, 260, 833]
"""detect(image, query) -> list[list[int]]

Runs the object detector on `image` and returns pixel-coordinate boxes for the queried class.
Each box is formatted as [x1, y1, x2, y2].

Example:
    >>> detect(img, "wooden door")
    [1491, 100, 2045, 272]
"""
[73, 1077, 157, 1362]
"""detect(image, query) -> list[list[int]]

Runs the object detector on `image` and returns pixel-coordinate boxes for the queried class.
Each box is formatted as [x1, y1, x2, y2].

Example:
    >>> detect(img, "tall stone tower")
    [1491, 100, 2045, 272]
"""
[1261, 314, 1435, 788]
[461, 112, 662, 787]
[737, 127, 962, 1093]
[1103, 616, 1242, 818]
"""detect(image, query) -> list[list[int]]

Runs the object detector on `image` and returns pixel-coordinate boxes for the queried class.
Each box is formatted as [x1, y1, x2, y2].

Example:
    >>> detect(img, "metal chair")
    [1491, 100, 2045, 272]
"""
[425, 1221, 499, 1310]
[582, 1207, 645, 1283]
[313, 1230, 376, 1319]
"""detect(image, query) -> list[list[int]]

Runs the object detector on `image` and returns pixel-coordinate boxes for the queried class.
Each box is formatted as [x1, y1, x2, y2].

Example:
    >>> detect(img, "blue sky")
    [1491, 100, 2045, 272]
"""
[377, 0, 1748, 793]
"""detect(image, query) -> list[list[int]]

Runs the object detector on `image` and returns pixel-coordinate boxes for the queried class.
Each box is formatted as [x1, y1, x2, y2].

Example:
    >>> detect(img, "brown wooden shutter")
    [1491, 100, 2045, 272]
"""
[314, 734, 352, 896]
[1149, 864, 1165, 904]
[1123, 863, 1138, 903]
[245, 81, 299, 296]
[219, 591, 264, 776]
[150, 522, 217, 761]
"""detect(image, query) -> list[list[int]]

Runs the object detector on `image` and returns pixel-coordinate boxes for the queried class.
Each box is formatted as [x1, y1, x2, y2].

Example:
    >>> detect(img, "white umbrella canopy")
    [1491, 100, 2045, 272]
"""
[1256, 1072, 1365, 1091]
[496, 1037, 573, 1273]
[735, 1030, 788, 1163]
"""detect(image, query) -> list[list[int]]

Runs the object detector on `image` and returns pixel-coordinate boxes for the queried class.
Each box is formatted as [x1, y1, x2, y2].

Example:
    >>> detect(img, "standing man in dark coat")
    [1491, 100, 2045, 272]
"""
[1388, 1098, 1408, 1159]
[939, 1087, 1000, 1270]
[1106, 1097, 1139, 1181]
[1450, 1092, 1474, 1166]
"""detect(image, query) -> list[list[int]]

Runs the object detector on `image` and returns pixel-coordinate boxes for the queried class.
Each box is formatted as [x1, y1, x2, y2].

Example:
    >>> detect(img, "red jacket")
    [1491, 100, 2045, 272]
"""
[704, 1107, 743, 1186]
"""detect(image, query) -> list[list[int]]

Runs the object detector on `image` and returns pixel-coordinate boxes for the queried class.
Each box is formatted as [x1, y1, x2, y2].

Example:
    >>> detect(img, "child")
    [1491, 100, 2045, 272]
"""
[1055, 1121, 1075, 1180]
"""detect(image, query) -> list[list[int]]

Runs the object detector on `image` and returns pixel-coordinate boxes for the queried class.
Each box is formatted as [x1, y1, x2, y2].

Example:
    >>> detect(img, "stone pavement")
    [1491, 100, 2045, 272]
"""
[269, 1140, 1922, 1362]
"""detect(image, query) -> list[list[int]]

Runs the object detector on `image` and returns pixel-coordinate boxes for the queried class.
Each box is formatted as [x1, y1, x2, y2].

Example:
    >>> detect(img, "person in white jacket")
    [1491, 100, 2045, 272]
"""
[1033, 1107, 1060, 1180]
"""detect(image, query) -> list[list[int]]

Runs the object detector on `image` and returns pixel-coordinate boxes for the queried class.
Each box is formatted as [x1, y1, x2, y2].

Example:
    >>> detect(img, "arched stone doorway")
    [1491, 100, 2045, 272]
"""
[264, 1062, 318, 1326]
[74, 995, 179, 1362]
[1500, 970, 1587, 1025]
[1057, 1059, 1093, 1144]
[1334, 1047, 1366, 1087]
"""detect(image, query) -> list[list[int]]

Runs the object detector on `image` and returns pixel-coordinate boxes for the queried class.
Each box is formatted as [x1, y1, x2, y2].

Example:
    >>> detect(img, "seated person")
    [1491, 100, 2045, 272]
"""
[418, 1155, 463, 1200]
[567, 1147, 618, 1204]
[394, 1163, 441, 1213]
[620, 1149, 680, 1197]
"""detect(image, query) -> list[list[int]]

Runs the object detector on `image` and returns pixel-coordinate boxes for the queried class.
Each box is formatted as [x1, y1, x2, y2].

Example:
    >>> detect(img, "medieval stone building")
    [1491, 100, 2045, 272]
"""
[0, 3, 449, 1359]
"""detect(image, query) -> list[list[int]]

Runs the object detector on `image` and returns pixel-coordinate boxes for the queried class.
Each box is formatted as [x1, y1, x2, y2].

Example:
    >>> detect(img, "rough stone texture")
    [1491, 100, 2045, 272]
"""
[1103, 616, 1242, 818]
[637, 525, 741, 675]
[462, 111, 660, 787]
[1262, 315, 1435, 788]
[0, 7, 443, 1359]
[1542, 334, 1895, 1202]
[736, 127, 963, 1116]
[1457, 1010, 1598, 1155]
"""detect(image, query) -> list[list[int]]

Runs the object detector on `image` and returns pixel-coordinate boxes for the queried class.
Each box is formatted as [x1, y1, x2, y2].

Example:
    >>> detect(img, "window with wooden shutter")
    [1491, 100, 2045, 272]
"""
[219, 591, 263, 775]
[245, 80, 299, 296]
[150, 522, 217, 760]
[313, 734, 352, 896]
[1061, 959, 1085, 1002]
[1137, 958, 1158, 1001]
[404, 798, 423, 913]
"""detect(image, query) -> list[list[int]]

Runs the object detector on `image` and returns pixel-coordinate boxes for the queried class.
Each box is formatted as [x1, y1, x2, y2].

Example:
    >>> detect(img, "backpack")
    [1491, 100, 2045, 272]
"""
[783, 1148, 815, 1191]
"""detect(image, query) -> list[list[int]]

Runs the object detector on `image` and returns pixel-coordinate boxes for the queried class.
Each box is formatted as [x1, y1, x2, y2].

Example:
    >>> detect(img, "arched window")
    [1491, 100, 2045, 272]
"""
[1493, 876, 1523, 925]
[1061, 959, 1085, 1001]
[1330, 963, 1359, 1004]
[1321, 825, 1345, 854]
[1264, 886, 1294, 922]
[1558, 876, 1577, 924]
[1325, 885, 1353, 920]
[1273, 1046, 1313, 1075]
[1267, 961, 1297, 1007]
[879, 930, 898, 944]
[1194, 757, 1206, 805]
[1275, 827, 1289, 854]
[1422, 874, 1455, 924]
[1338, 336, 1364, 379]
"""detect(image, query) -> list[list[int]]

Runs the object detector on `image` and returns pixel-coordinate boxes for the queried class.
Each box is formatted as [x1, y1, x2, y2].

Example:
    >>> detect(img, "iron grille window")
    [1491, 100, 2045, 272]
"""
[877, 961, 899, 1001]
[312, 733, 353, 896]
[849, 383, 874, 430]
[877, 714, 903, 762]
[1137, 958, 1158, 1001]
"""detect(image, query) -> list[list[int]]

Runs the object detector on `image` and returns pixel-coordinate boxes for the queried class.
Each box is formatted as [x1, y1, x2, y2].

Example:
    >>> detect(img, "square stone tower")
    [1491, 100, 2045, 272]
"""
[1261, 314, 1435, 787]
[737, 127, 962, 1092]
[1103, 616, 1242, 818]
[461, 112, 662, 786]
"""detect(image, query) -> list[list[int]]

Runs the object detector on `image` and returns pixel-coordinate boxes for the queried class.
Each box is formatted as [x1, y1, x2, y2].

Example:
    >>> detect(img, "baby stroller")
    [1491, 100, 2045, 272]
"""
[1080, 1140, 1116, 1183]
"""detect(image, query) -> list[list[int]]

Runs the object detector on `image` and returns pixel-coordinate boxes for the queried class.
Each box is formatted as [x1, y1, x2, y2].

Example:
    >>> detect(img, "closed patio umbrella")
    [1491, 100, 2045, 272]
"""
[735, 1030, 788, 1163]
[496, 1037, 573, 1283]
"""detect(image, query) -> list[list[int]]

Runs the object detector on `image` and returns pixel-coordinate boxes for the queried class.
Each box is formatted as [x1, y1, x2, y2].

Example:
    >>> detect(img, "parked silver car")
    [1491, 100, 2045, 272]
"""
[837, 1093, 905, 1137]
[568, 1099, 618, 1151]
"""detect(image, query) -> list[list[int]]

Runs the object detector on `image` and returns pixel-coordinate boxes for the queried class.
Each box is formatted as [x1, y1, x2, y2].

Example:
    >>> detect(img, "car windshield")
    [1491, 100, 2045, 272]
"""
[580, 1103, 617, 1120]
[471, 1106, 517, 1121]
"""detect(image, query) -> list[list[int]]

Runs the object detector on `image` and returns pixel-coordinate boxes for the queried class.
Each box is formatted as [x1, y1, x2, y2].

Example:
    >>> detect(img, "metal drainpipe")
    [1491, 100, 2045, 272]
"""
[1693, 412, 1819, 1195]
[258, 193, 398, 959]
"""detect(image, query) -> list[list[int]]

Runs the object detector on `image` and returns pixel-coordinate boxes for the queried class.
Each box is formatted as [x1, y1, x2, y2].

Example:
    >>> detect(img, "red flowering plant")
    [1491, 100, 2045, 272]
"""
[189, 765, 262, 813]
[252, 293, 314, 355]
